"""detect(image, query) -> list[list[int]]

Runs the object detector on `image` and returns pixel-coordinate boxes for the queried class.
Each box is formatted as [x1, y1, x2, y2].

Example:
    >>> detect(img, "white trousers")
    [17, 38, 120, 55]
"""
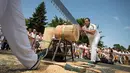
[0, 0, 37, 69]
[89, 33, 100, 62]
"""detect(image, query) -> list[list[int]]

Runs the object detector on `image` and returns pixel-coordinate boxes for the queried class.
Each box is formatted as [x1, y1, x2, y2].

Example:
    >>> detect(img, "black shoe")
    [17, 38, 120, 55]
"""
[93, 61, 98, 64]
[95, 61, 100, 64]
[29, 50, 46, 70]
[88, 61, 99, 64]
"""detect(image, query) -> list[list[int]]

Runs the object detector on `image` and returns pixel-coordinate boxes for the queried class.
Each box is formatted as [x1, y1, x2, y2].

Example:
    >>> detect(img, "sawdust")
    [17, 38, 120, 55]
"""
[42, 65, 77, 73]
[115, 70, 130, 73]
[0, 51, 77, 73]
[67, 61, 87, 66]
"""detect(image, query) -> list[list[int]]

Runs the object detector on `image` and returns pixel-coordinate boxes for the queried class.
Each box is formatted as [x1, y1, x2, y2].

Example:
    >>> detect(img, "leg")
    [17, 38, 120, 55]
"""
[0, 0, 8, 20]
[52, 39, 61, 61]
[64, 41, 67, 61]
[119, 57, 123, 64]
[70, 42, 74, 61]
[90, 33, 100, 62]
[0, 0, 38, 69]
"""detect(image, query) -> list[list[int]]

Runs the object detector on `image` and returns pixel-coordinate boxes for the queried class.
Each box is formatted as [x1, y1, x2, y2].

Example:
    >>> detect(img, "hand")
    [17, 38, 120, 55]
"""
[79, 27, 84, 31]
[82, 29, 86, 31]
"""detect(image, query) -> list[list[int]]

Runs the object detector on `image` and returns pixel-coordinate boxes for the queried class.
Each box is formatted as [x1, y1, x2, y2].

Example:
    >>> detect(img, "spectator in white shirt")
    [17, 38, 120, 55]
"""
[78, 43, 84, 59]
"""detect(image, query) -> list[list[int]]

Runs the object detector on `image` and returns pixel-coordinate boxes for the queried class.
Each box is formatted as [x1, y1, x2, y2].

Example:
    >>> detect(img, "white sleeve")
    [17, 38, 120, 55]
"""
[36, 35, 39, 39]
[79, 45, 83, 48]
[90, 24, 97, 30]
[31, 33, 35, 38]
[129, 53, 130, 56]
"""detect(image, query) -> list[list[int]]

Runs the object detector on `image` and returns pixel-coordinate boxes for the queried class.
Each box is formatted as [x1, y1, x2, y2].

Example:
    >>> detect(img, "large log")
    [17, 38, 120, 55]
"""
[40, 27, 55, 49]
[55, 25, 80, 41]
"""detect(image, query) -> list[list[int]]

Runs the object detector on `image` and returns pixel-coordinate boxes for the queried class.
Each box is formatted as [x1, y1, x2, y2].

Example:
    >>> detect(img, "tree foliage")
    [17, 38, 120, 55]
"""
[76, 18, 89, 44]
[98, 36, 105, 48]
[128, 45, 130, 51]
[25, 18, 32, 29]
[76, 18, 84, 27]
[48, 16, 71, 27]
[113, 44, 126, 51]
[26, 2, 47, 33]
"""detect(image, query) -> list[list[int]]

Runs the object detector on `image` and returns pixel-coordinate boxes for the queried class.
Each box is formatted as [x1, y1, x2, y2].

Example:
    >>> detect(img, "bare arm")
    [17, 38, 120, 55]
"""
[113, 51, 128, 56]
[82, 29, 96, 35]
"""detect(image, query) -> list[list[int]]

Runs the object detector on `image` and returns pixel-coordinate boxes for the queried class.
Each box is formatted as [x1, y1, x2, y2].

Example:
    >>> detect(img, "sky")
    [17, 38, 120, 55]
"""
[21, 0, 130, 48]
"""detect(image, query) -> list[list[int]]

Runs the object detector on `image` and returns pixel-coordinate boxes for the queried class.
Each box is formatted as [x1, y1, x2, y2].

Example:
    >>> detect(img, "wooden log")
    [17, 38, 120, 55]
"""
[86, 68, 102, 73]
[40, 27, 55, 49]
[55, 25, 80, 41]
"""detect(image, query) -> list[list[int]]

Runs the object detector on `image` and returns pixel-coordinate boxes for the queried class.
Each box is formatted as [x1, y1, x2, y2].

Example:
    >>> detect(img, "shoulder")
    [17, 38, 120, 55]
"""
[89, 23, 97, 30]
[90, 23, 96, 26]
[90, 23, 97, 27]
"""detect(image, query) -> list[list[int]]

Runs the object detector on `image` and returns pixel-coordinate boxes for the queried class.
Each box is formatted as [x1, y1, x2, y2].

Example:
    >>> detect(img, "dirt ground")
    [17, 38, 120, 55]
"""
[0, 50, 130, 73]
[0, 50, 78, 73]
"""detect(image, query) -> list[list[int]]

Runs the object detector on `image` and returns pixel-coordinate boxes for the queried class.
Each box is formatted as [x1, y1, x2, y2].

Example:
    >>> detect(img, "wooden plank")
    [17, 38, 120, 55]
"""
[42, 60, 86, 72]
[42, 60, 101, 73]
[86, 68, 102, 73]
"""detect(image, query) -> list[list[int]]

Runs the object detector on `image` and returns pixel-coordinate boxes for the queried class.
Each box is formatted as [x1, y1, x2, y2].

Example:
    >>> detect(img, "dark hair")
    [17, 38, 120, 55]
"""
[84, 18, 90, 22]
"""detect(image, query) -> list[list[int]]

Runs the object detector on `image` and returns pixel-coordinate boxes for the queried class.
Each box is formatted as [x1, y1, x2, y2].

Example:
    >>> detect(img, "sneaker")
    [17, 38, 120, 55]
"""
[87, 60, 98, 64]
[29, 50, 46, 70]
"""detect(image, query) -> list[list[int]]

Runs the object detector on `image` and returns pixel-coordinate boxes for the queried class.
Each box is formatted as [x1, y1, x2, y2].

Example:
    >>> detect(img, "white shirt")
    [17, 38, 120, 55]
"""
[128, 52, 130, 60]
[0, 36, 4, 41]
[82, 23, 98, 38]
[36, 35, 40, 41]
[31, 32, 36, 39]
[103, 49, 108, 53]
[0, 30, 2, 36]
[79, 44, 84, 48]
[27, 32, 32, 37]
[72, 43, 79, 50]
[83, 45, 89, 50]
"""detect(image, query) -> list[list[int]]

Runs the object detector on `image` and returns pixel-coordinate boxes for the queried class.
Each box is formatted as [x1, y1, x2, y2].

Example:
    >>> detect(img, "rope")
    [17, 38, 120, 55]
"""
[61, 25, 65, 39]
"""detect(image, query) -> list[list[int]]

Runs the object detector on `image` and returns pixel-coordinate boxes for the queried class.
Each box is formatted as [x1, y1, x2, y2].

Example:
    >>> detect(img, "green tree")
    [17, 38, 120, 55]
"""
[25, 18, 29, 26]
[76, 18, 89, 44]
[97, 24, 105, 48]
[120, 46, 126, 50]
[113, 44, 126, 51]
[98, 36, 105, 48]
[30, 1, 47, 33]
[48, 16, 71, 27]
[113, 44, 120, 50]
[78, 34, 89, 44]
[128, 45, 130, 51]
[25, 18, 33, 29]
[76, 18, 84, 27]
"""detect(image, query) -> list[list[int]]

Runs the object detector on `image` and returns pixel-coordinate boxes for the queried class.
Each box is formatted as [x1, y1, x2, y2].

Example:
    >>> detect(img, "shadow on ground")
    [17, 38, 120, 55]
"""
[97, 63, 130, 73]
[0, 50, 13, 55]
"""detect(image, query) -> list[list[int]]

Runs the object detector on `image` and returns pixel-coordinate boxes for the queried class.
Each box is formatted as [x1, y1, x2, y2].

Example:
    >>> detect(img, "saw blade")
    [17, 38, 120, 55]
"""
[51, 0, 78, 24]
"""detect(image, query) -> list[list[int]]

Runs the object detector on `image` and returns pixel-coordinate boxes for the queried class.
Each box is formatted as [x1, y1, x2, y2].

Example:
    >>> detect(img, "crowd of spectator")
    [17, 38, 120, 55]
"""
[0, 28, 130, 65]
[72, 43, 130, 65]
[27, 28, 43, 52]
